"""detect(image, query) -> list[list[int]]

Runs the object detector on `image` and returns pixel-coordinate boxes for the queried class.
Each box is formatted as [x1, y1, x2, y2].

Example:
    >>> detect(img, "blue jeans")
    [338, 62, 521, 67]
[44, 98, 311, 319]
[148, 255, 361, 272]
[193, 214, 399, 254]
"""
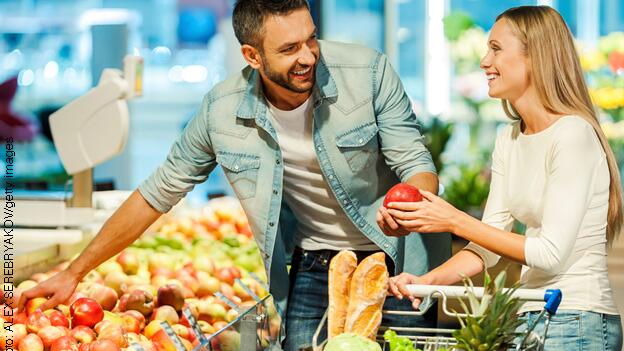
[516, 310, 623, 351]
[283, 248, 437, 351]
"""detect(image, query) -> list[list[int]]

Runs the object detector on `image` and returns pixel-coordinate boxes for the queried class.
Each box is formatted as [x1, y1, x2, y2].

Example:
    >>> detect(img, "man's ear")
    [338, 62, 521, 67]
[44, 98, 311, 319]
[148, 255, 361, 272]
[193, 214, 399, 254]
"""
[241, 44, 262, 70]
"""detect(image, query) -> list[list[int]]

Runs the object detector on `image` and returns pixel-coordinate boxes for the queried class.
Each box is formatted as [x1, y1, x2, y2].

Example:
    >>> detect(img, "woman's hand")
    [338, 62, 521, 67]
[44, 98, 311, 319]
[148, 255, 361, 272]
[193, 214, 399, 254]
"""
[386, 190, 463, 234]
[388, 272, 433, 310]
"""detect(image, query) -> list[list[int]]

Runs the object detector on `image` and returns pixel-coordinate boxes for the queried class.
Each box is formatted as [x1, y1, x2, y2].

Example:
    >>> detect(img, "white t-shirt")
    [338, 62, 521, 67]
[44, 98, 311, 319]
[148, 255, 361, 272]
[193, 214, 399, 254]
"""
[267, 98, 378, 251]
[466, 115, 619, 314]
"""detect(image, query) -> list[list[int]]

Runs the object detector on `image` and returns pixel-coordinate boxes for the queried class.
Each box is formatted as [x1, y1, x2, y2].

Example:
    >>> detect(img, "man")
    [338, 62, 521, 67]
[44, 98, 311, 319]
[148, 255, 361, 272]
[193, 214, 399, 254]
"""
[19, 1, 444, 350]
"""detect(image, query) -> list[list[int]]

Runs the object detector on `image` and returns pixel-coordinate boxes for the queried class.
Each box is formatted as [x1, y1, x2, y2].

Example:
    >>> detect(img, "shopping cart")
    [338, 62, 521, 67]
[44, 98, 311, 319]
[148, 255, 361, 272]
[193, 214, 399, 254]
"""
[312, 284, 562, 351]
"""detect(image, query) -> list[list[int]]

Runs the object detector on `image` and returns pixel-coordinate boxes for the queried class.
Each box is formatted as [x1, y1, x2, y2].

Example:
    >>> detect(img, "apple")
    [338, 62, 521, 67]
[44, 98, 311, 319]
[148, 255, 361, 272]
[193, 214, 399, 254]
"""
[383, 183, 423, 207]
[121, 313, 142, 334]
[172, 324, 191, 340]
[47, 310, 70, 328]
[19, 333, 44, 351]
[95, 261, 123, 277]
[218, 330, 240, 351]
[70, 325, 96, 344]
[197, 320, 215, 334]
[143, 320, 164, 339]
[81, 270, 103, 285]
[27, 310, 51, 333]
[96, 323, 128, 348]
[157, 284, 185, 312]
[64, 291, 87, 306]
[150, 329, 179, 351]
[87, 339, 121, 351]
[70, 298, 104, 328]
[37, 325, 67, 348]
[14, 311, 28, 324]
[194, 273, 220, 297]
[116, 250, 139, 275]
[122, 310, 145, 330]
[151, 305, 179, 325]
[117, 289, 154, 316]
[103, 271, 128, 295]
[25, 297, 48, 315]
[17, 280, 37, 291]
[81, 284, 118, 311]
[192, 256, 214, 275]
[30, 273, 49, 283]
[50, 335, 78, 351]
[12, 323, 27, 347]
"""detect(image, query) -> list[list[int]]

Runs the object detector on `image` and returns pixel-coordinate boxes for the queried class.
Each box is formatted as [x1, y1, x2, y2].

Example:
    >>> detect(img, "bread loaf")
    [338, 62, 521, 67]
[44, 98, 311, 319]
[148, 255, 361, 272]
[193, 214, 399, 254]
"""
[328, 250, 358, 338]
[344, 252, 389, 340]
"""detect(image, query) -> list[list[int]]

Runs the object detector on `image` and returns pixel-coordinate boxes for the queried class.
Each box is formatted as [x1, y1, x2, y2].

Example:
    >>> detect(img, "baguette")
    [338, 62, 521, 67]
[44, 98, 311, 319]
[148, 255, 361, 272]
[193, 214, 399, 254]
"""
[344, 252, 389, 340]
[328, 250, 358, 338]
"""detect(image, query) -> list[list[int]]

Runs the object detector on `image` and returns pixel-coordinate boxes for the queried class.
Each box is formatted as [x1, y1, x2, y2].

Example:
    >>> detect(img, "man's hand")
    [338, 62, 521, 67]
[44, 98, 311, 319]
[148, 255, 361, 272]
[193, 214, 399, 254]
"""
[388, 272, 433, 310]
[376, 206, 409, 237]
[18, 269, 81, 312]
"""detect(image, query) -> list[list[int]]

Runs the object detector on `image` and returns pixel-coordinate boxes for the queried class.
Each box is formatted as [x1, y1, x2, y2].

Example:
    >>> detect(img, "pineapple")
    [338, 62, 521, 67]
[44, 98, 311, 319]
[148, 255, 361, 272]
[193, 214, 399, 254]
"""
[452, 270, 525, 351]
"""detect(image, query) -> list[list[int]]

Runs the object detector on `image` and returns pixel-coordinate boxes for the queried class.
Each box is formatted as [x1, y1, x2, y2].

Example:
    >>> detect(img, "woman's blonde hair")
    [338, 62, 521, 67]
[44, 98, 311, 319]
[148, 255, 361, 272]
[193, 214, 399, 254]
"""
[497, 6, 623, 245]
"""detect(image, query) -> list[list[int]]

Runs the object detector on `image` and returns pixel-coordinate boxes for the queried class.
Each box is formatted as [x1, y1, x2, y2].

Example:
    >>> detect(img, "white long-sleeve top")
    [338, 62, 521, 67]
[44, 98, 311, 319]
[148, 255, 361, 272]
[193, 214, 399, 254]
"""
[465, 115, 619, 314]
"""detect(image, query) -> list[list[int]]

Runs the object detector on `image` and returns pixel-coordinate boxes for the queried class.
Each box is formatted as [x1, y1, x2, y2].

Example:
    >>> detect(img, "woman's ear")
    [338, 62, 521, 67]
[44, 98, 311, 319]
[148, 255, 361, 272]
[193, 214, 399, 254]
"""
[241, 44, 262, 70]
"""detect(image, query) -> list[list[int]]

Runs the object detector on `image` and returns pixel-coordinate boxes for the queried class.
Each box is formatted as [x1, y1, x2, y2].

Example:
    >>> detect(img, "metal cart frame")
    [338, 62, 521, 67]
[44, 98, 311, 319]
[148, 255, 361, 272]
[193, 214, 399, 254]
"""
[312, 284, 562, 351]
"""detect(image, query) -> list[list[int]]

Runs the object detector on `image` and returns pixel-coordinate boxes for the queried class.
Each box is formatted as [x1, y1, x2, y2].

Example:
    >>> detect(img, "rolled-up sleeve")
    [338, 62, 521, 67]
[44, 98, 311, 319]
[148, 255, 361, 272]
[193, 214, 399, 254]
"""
[138, 96, 217, 213]
[373, 53, 436, 182]
[464, 128, 514, 268]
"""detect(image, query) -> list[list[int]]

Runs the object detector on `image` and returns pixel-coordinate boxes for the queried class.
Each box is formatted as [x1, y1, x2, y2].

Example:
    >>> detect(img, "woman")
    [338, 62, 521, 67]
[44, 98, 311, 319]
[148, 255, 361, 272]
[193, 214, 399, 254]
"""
[379, 6, 623, 350]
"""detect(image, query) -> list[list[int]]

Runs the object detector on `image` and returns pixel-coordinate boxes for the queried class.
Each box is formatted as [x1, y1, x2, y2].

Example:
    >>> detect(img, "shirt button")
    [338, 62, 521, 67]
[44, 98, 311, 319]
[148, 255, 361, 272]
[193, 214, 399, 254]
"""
[328, 175, 334, 180]
[269, 222, 275, 227]
[358, 138, 363, 143]
[343, 200, 348, 204]
[384, 243, 389, 248]
[273, 190, 278, 195]
[234, 165, 239, 170]
[317, 146, 322, 151]
[276, 159, 280, 165]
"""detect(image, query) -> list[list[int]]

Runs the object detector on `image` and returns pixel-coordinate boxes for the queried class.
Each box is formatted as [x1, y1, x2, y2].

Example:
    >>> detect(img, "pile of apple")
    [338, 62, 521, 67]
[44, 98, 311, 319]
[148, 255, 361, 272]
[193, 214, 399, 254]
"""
[2, 198, 280, 351]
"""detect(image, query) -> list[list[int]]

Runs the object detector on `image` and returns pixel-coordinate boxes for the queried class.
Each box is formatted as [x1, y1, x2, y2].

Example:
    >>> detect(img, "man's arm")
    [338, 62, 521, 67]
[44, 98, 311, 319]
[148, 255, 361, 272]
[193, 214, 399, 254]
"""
[405, 172, 438, 195]
[18, 190, 161, 311]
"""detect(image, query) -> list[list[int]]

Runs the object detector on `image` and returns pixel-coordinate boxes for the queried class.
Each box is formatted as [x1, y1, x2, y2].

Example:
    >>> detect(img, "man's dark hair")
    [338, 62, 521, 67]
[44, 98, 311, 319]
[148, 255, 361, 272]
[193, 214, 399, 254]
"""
[233, 0, 310, 49]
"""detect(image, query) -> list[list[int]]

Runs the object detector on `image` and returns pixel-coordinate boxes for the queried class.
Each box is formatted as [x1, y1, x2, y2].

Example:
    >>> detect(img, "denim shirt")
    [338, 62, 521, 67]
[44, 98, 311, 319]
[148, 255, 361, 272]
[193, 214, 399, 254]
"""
[138, 40, 440, 325]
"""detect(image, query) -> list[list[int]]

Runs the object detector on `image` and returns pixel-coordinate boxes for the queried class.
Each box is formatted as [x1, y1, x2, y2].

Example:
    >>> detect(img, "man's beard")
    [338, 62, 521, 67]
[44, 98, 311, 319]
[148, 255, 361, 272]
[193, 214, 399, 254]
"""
[260, 54, 315, 94]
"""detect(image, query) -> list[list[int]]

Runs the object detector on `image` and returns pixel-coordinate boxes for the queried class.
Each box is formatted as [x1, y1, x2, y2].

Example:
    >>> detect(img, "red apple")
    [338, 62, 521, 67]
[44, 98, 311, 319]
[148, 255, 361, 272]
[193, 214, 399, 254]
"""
[171, 324, 191, 341]
[383, 183, 423, 207]
[150, 329, 179, 351]
[121, 310, 145, 330]
[117, 289, 154, 316]
[121, 313, 142, 334]
[37, 325, 67, 348]
[70, 298, 104, 328]
[70, 325, 96, 344]
[50, 335, 78, 351]
[25, 297, 48, 316]
[143, 320, 163, 339]
[157, 284, 185, 312]
[27, 310, 51, 333]
[19, 333, 44, 351]
[83, 283, 118, 311]
[14, 311, 28, 324]
[47, 310, 70, 328]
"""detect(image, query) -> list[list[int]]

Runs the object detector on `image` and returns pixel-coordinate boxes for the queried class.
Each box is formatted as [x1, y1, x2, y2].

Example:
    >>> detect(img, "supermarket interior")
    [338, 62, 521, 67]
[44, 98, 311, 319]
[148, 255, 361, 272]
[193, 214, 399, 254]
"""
[1, 0, 624, 350]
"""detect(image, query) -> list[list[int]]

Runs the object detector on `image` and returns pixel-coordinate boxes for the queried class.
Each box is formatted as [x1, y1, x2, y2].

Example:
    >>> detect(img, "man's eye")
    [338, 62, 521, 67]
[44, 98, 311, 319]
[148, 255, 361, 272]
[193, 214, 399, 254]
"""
[282, 46, 296, 53]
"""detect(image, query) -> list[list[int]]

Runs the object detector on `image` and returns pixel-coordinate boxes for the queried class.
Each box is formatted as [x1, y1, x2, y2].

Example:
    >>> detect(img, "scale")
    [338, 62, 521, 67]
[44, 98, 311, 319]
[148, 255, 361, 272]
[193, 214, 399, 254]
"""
[11, 55, 143, 228]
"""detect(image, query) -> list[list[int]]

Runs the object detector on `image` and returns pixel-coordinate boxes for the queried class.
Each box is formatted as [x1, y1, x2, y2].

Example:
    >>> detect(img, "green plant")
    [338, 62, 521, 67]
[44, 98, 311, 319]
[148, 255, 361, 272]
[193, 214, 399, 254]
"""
[452, 271, 525, 351]
[441, 160, 491, 215]
[420, 117, 454, 174]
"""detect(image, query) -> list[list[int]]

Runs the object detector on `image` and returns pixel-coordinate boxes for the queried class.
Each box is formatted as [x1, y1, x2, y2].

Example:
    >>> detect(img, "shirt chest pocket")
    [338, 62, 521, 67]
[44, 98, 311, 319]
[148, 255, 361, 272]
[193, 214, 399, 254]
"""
[335, 122, 380, 173]
[216, 151, 261, 200]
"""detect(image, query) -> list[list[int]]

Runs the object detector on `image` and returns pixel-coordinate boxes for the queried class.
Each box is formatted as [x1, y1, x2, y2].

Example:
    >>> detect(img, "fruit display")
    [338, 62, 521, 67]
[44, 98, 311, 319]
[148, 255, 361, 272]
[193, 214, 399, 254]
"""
[3, 198, 279, 351]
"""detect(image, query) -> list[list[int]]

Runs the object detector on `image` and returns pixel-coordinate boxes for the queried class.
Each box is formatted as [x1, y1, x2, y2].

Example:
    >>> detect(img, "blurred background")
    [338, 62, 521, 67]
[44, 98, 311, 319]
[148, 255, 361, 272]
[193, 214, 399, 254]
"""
[1, 0, 623, 337]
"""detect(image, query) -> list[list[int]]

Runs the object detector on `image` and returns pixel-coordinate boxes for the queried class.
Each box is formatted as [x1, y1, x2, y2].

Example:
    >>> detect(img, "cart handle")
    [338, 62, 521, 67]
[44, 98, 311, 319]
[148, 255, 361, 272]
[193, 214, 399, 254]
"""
[406, 285, 561, 306]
